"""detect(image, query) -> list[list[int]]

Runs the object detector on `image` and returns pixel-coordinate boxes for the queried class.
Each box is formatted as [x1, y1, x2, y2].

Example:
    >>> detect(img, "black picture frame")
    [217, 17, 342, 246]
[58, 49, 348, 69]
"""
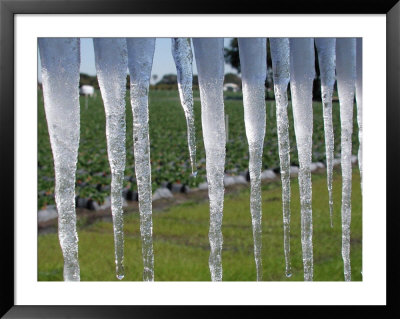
[1, 0, 399, 317]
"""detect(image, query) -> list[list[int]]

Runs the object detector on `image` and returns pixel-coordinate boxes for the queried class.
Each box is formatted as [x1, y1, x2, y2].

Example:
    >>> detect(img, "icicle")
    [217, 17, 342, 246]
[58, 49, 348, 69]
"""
[336, 38, 356, 282]
[126, 38, 156, 281]
[171, 38, 197, 176]
[270, 38, 292, 278]
[38, 38, 81, 281]
[238, 38, 266, 281]
[93, 38, 127, 280]
[289, 38, 315, 281]
[315, 38, 336, 227]
[355, 38, 363, 194]
[192, 38, 226, 281]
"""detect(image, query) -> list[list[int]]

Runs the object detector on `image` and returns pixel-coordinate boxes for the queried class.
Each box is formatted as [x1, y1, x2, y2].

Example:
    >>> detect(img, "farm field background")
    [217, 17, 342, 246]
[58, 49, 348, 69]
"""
[38, 89, 359, 210]
[38, 88, 362, 281]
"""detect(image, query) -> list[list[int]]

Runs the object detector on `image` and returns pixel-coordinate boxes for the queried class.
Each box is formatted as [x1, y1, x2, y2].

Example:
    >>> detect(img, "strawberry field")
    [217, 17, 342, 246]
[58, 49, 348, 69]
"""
[37, 89, 359, 210]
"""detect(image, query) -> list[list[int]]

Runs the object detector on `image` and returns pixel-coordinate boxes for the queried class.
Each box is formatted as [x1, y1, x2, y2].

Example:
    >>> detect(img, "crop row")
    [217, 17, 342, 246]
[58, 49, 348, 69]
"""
[37, 89, 359, 210]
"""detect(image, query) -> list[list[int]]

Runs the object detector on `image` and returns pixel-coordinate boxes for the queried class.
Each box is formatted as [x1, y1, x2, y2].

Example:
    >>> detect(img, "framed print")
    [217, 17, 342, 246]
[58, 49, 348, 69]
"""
[1, 0, 399, 317]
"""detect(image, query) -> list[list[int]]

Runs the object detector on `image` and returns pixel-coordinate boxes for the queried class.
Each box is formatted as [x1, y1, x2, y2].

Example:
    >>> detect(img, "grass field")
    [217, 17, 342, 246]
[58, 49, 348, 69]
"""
[38, 168, 362, 281]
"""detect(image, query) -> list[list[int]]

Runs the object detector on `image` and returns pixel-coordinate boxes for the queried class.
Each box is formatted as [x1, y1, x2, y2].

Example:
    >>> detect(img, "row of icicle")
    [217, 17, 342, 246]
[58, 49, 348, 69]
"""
[39, 37, 362, 282]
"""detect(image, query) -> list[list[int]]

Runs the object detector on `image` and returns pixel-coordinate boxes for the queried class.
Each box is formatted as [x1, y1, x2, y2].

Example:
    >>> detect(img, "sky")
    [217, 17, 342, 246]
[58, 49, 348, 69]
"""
[38, 38, 237, 84]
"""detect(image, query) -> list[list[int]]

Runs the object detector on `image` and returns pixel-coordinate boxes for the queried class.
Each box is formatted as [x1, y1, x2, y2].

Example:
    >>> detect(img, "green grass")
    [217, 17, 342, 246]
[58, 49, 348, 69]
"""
[38, 168, 362, 281]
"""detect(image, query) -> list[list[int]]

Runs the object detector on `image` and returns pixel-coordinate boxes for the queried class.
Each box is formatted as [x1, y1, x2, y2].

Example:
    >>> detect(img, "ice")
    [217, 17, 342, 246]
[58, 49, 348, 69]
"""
[38, 38, 81, 281]
[93, 38, 128, 280]
[192, 38, 226, 281]
[315, 38, 336, 227]
[355, 38, 363, 193]
[336, 38, 356, 282]
[238, 38, 266, 281]
[289, 38, 315, 281]
[171, 38, 197, 176]
[127, 38, 156, 281]
[270, 38, 292, 278]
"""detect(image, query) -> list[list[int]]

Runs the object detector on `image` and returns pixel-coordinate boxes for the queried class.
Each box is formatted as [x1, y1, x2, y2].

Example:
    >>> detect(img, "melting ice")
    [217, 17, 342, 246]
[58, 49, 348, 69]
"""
[336, 38, 356, 282]
[39, 38, 81, 281]
[127, 38, 156, 281]
[315, 38, 336, 227]
[171, 38, 197, 176]
[93, 38, 128, 280]
[355, 38, 363, 194]
[270, 38, 292, 278]
[192, 38, 226, 281]
[289, 38, 315, 281]
[238, 38, 266, 281]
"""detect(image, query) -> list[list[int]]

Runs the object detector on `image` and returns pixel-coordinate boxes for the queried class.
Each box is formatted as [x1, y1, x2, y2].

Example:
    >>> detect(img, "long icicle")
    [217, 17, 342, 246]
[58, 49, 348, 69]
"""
[315, 38, 336, 227]
[289, 38, 315, 281]
[355, 38, 363, 194]
[336, 38, 356, 282]
[127, 38, 156, 281]
[192, 38, 226, 281]
[93, 38, 128, 280]
[238, 38, 266, 281]
[270, 38, 292, 278]
[171, 38, 197, 176]
[39, 38, 81, 281]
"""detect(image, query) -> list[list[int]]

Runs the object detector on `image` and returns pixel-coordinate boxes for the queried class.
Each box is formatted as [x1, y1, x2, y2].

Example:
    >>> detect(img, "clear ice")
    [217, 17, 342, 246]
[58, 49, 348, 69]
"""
[315, 38, 336, 227]
[336, 38, 356, 282]
[93, 38, 127, 280]
[171, 38, 197, 176]
[238, 38, 266, 281]
[270, 38, 292, 278]
[355, 38, 363, 194]
[289, 38, 315, 281]
[193, 38, 226, 281]
[39, 38, 81, 281]
[127, 38, 156, 281]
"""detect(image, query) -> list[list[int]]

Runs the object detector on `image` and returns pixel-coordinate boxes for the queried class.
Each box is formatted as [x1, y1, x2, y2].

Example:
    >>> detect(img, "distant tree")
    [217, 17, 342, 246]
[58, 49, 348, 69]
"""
[312, 44, 322, 101]
[156, 74, 177, 85]
[225, 38, 324, 100]
[224, 73, 241, 86]
[80, 73, 99, 89]
[152, 74, 158, 83]
[224, 38, 240, 73]
[224, 38, 272, 74]
[192, 75, 198, 86]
